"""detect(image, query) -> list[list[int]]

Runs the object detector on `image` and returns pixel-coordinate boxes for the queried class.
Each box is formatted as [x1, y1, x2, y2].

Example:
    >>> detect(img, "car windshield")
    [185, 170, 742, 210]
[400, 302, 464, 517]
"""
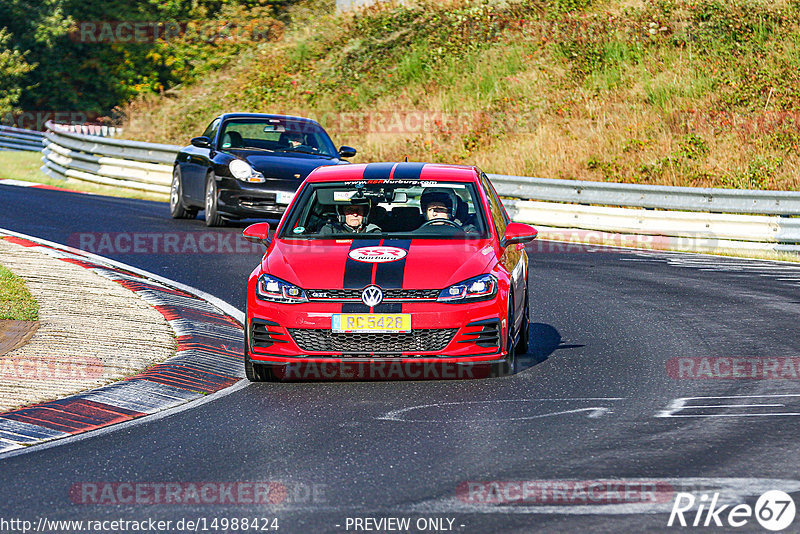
[280, 180, 489, 239]
[218, 118, 337, 157]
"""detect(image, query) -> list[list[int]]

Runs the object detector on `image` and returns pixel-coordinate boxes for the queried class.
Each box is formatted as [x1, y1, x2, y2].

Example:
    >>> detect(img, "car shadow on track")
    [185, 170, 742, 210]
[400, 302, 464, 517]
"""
[516, 323, 584, 373]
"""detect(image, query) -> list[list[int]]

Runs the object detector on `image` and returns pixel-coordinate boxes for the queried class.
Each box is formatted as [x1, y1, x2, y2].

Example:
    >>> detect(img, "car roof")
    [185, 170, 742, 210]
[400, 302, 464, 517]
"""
[217, 112, 321, 126]
[306, 162, 481, 183]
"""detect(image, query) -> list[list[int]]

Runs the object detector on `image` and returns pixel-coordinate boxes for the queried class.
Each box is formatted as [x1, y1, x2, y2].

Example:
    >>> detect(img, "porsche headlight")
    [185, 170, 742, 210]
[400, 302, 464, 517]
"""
[229, 159, 265, 183]
[256, 274, 308, 304]
[437, 274, 498, 303]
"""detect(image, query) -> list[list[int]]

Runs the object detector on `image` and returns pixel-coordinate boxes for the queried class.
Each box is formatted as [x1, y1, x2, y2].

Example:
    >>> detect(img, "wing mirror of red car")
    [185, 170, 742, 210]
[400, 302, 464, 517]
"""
[500, 222, 538, 249]
[243, 222, 271, 247]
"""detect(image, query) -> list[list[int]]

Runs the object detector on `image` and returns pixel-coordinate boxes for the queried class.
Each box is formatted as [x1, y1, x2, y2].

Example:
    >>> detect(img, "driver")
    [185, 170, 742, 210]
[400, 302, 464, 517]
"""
[420, 188, 456, 225]
[320, 200, 381, 234]
[419, 188, 479, 233]
[285, 131, 304, 148]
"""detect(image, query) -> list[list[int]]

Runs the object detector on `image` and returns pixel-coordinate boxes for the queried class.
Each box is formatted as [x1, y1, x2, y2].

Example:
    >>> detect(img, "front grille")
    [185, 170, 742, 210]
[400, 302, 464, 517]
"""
[306, 289, 439, 301]
[250, 319, 288, 349]
[288, 329, 457, 353]
[239, 195, 276, 209]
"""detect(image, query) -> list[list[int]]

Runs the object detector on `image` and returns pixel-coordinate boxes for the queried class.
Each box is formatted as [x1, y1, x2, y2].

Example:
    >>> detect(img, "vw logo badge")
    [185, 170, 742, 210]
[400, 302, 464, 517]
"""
[361, 285, 383, 307]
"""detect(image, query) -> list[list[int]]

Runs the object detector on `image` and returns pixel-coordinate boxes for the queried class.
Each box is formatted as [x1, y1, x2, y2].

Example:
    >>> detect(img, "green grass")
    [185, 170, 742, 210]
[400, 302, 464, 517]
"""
[0, 151, 168, 202]
[0, 263, 38, 321]
[112, 0, 800, 190]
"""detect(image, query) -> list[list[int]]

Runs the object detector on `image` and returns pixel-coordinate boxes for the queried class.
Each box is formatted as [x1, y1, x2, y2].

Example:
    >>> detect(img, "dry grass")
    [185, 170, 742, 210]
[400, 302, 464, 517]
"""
[120, 0, 800, 190]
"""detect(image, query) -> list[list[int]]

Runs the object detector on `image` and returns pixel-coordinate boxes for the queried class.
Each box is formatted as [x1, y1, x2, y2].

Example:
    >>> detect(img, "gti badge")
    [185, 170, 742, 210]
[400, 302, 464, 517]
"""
[361, 285, 383, 307]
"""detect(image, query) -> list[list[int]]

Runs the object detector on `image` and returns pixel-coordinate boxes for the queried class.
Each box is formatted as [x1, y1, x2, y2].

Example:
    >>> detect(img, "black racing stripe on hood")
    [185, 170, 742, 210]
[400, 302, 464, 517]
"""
[342, 238, 381, 313]
[373, 239, 412, 313]
[390, 162, 426, 180]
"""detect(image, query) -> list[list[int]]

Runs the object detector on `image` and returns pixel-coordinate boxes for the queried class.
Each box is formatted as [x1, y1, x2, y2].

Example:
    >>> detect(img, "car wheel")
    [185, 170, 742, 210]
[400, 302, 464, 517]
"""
[204, 172, 224, 227]
[170, 167, 198, 219]
[244, 347, 278, 382]
[494, 298, 517, 377]
[245, 351, 276, 382]
[515, 285, 530, 355]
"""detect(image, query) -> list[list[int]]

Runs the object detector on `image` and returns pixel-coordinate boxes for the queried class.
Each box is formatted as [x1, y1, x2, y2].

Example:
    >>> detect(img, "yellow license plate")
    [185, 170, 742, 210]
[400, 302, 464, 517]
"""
[332, 314, 411, 333]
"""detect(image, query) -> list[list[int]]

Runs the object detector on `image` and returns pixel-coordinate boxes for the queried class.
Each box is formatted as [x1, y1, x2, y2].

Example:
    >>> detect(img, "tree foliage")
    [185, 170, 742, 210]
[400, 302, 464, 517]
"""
[0, 0, 296, 125]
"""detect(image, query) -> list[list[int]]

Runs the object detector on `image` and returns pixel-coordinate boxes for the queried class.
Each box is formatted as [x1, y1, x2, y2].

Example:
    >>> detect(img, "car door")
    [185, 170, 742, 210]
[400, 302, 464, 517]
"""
[181, 118, 219, 203]
[480, 173, 526, 327]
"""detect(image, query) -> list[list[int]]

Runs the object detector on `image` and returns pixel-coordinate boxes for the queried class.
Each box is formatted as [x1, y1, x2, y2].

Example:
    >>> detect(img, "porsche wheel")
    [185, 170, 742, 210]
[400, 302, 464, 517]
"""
[204, 173, 224, 227]
[170, 167, 198, 219]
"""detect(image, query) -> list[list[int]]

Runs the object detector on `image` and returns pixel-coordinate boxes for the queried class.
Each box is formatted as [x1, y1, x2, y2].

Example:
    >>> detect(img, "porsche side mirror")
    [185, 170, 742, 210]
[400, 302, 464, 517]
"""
[191, 136, 212, 149]
[338, 146, 357, 159]
[243, 222, 271, 247]
[500, 222, 538, 249]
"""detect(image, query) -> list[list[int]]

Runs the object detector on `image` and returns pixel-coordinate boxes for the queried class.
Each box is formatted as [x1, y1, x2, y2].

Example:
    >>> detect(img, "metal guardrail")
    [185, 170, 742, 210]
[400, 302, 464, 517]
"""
[489, 174, 800, 216]
[0, 125, 44, 152]
[49, 123, 122, 137]
[19, 123, 800, 253]
[41, 121, 180, 195]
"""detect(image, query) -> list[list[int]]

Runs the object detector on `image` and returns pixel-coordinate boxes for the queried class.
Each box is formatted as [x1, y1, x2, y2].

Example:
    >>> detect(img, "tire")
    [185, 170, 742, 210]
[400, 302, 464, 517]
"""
[494, 298, 517, 377]
[515, 286, 530, 355]
[204, 172, 224, 227]
[170, 167, 198, 219]
[245, 353, 275, 382]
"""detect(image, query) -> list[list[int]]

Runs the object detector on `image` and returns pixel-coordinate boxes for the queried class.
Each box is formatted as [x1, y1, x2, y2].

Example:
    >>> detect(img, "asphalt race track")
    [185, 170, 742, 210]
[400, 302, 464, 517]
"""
[2, 183, 800, 533]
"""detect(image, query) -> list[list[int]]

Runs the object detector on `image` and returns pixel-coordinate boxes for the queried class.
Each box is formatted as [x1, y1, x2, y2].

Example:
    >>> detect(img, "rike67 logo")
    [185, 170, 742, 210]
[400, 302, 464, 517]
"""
[668, 490, 796, 531]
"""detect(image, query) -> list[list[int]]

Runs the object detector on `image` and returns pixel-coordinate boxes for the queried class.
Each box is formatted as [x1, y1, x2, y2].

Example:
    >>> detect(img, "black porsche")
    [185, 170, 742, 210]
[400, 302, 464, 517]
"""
[170, 113, 357, 226]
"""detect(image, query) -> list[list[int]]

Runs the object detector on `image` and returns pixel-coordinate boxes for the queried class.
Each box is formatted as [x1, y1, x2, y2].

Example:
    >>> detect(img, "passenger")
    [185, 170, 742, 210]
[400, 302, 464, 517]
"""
[320, 202, 381, 234]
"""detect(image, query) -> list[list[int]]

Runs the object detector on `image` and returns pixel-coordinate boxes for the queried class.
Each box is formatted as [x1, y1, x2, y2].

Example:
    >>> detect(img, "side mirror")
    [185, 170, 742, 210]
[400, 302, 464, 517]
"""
[500, 222, 538, 249]
[243, 222, 271, 247]
[338, 146, 357, 159]
[191, 136, 212, 149]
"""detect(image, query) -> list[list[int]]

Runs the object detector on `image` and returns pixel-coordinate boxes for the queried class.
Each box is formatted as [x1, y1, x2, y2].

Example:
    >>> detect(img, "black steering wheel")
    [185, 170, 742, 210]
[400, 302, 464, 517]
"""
[420, 218, 461, 229]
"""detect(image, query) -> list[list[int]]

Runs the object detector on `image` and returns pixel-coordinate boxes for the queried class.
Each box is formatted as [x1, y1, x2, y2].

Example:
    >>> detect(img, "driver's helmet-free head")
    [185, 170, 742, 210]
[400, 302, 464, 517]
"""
[283, 131, 304, 145]
[420, 188, 456, 219]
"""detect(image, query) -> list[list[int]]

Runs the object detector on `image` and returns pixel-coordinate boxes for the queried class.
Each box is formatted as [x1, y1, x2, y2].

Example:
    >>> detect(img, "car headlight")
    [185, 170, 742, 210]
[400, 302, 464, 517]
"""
[437, 274, 498, 303]
[229, 159, 265, 183]
[256, 274, 308, 304]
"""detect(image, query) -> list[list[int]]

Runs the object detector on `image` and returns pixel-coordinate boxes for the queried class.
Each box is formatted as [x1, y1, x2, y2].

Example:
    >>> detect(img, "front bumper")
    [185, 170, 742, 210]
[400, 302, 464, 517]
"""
[216, 177, 298, 218]
[246, 297, 507, 364]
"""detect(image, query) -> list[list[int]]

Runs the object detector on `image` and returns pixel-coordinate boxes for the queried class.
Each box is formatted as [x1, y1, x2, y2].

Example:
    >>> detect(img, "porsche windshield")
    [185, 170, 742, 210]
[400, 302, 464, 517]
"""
[281, 181, 489, 239]
[218, 119, 337, 157]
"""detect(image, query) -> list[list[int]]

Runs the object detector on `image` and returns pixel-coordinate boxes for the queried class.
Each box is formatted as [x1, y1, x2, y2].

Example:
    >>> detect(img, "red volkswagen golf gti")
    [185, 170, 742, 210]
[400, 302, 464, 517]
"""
[242, 162, 537, 381]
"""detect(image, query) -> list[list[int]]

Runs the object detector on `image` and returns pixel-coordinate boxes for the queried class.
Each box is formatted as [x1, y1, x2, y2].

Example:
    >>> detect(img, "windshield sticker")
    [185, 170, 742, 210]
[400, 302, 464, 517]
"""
[343, 180, 440, 186]
[348, 246, 408, 263]
[333, 191, 357, 201]
[293, 226, 305, 234]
